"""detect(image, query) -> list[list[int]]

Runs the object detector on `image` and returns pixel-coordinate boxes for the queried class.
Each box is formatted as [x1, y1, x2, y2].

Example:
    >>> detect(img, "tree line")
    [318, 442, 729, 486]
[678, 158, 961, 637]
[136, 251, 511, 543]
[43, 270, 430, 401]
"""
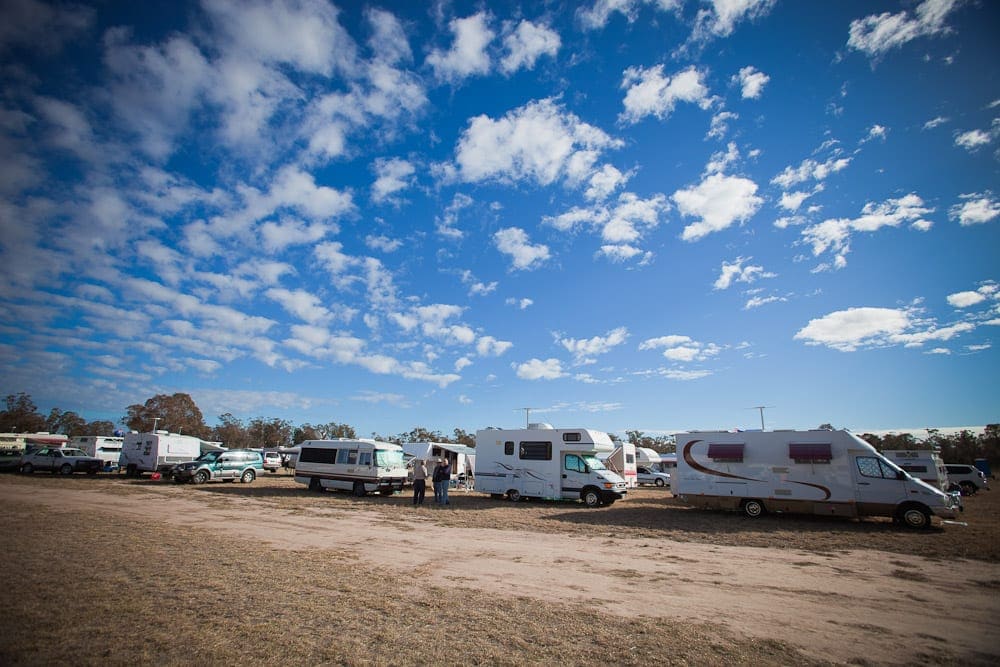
[1, 391, 995, 465]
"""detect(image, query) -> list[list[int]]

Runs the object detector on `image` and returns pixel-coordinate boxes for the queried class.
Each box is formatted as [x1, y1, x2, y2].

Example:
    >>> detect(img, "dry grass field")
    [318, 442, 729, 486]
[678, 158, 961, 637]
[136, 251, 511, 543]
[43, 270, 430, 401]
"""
[0, 471, 997, 666]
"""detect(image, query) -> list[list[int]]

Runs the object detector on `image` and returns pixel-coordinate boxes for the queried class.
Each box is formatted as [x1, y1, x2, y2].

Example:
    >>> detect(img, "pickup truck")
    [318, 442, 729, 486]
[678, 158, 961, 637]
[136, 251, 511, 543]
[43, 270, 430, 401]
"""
[20, 447, 103, 475]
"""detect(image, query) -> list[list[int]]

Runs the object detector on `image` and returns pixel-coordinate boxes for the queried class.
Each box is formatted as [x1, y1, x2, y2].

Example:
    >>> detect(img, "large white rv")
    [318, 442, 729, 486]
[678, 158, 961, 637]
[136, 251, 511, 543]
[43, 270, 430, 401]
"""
[882, 450, 950, 491]
[474, 424, 627, 507]
[603, 441, 638, 488]
[120, 431, 223, 477]
[673, 429, 961, 528]
[401, 442, 476, 485]
[73, 436, 124, 469]
[294, 439, 408, 496]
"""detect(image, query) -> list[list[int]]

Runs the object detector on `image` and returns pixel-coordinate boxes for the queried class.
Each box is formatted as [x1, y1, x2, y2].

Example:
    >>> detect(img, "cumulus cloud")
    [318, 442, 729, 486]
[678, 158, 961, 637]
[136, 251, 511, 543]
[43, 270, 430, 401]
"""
[577, 0, 682, 31]
[801, 194, 933, 269]
[954, 122, 998, 151]
[847, 0, 961, 58]
[949, 192, 1000, 226]
[371, 157, 415, 203]
[713, 257, 775, 290]
[620, 65, 711, 124]
[514, 357, 565, 380]
[500, 19, 560, 73]
[543, 191, 669, 262]
[733, 66, 769, 99]
[771, 155, 852, 189]
[426, 12, 494, 82]
[639, 334, 721, 362]
[557, 326, 629, 365]
[493, 227, 550, 271]
[691, 0, 776, 42]
[450, 98, 621, 188]
[794, 305, 977, 352]
[673, 173, 763, 241]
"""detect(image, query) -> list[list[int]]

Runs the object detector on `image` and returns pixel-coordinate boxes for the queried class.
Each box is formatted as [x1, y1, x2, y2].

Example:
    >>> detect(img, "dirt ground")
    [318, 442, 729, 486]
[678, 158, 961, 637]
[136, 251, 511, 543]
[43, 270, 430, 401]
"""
[1, 472, 997, 666]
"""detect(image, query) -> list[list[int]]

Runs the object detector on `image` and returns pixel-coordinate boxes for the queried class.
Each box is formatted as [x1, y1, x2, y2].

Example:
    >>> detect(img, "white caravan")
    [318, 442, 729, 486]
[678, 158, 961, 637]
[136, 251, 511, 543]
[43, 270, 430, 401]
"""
[636, 447, 662, 467]
[401, 442, 476, 486]
[882, 450, 950, 491]
[603, 441, 638, 488]
[474, 423, 628, 507]
[673, 429, 961, 529]
[120, 431, 224, 477]
[294, 439, 408, 496]
[73, 436, 124, 469]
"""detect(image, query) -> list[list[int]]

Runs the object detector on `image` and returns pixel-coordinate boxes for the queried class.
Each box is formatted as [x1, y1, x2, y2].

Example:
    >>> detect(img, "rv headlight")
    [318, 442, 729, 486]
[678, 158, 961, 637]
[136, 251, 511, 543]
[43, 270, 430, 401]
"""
[603, 482, 614, 489]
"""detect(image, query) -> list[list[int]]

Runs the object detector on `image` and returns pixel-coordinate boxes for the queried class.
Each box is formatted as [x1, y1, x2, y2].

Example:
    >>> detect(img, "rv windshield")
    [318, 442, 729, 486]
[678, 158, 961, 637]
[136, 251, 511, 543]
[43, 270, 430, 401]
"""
[582, 455, 607, 471]
[375, 449, 405, 469]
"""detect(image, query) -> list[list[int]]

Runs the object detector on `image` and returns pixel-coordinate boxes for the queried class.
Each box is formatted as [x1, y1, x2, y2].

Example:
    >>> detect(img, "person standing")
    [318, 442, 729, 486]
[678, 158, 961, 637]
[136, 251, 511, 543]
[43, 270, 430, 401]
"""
[431, 457, 443, 504]
[436, 457, 452, 506]
[412, 458, 428, 506]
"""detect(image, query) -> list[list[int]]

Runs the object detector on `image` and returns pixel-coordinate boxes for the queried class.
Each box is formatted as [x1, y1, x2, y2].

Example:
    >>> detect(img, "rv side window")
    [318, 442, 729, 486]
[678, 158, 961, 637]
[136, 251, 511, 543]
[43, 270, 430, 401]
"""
[856, 457, 898, 479]
[504, 441, 514, 456]
[626, 454, 635, 464]
[300, 448, 337, 464]
[564, 454, 587, 473]
[562, 432, 581, 442]
[519, 441, 552, 461]
[336, 449, 359, 464]
[901, 464, 927, 473]
[359, 451, 372, 466]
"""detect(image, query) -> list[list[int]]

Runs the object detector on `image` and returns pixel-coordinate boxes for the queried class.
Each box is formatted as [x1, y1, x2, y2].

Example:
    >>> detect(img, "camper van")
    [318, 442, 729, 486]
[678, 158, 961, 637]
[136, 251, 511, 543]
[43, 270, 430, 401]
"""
[294, 439, 407, 496]
[401, 442, 476, 487]
[474, 424, 627, 507]
[74, 436, 124, 470]
[882, 450, 949, 491]
[673, 429, 961, 529]
[604, 441, 638, 488]
[120, 431, 223, 477]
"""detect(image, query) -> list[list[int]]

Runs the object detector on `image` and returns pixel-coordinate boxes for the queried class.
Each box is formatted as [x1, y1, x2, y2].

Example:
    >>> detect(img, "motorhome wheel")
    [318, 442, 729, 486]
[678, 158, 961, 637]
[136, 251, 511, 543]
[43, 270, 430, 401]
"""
[240, 469, 255, 483]
[582, 488, 602, 507]
[741, 499, 765, 518]
[353, 481, 366, 497]
[506, 489, 521, 502]
[308, 477, 322, 492]
[898, 504, 931, 529]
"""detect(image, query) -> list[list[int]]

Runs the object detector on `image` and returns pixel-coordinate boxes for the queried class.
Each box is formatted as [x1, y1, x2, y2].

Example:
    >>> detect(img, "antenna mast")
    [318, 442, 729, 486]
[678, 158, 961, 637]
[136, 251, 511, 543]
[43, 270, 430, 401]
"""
[748, 406, 774, 431]
[516, 407, 541, 428]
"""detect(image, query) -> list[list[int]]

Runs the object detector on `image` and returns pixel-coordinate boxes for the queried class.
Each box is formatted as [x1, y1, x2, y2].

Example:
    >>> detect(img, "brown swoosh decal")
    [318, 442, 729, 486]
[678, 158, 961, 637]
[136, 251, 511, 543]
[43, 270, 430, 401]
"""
[682, 439, 760, 482]
[788, 480, 832, 500]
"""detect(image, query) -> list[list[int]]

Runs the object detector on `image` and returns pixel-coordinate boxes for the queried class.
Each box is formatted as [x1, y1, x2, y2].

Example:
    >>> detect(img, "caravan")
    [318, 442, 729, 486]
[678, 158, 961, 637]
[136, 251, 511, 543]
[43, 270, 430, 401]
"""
[401, 442, 476, 487]
[882, 450, 949, 491]
[474, 424, 627, 507]
[73, 436, 124, 470]
[604, 441, 638, 488]
[673, 429, 961, 528]
[120, 431, 223, 477]
[294, 439, 408, 496]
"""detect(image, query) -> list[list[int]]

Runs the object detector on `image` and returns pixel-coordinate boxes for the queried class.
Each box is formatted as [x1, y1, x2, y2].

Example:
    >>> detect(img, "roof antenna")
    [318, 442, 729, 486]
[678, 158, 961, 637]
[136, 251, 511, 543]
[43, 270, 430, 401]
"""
[515, 407, 541, 428]
[747, 406, 774, 431]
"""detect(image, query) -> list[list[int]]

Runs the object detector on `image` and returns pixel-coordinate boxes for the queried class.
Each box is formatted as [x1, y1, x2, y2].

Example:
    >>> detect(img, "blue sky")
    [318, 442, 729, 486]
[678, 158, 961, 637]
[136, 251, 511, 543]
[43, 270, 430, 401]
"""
[1, 0, 997, 437]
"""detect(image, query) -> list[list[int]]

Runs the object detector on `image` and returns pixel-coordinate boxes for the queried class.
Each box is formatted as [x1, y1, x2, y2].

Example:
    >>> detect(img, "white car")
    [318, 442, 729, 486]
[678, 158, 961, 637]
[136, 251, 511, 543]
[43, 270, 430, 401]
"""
[262, 451, 282, 472]
[636, 466, 670, 487]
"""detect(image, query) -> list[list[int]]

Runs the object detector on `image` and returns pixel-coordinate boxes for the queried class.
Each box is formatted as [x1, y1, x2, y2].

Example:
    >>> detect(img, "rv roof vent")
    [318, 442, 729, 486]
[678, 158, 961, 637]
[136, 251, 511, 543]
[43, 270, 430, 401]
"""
[528, 422, 555, 430]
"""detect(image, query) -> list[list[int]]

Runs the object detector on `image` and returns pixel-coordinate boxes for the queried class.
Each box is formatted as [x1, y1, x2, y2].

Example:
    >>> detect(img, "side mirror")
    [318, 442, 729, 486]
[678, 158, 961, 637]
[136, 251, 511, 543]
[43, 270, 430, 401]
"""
[896, 470, 906, 480]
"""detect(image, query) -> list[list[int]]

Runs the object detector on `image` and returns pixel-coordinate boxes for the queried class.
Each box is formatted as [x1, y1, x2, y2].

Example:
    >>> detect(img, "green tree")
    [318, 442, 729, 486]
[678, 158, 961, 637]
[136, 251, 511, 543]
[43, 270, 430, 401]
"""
[452, 428, 474, 446]
[84, 420, 117, 436]
[45, 408, 87, 436]
[123, 393, 209, 437]
[0, 393, 47, 433]
[248, 417, 293, 448]
[213, 413, 250, 449]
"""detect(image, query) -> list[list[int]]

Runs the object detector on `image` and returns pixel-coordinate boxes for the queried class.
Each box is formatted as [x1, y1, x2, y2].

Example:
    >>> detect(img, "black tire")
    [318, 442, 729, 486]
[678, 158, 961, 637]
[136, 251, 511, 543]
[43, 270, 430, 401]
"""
[353, 481, 366, 497]
[490, 493, 503, 499]
[582, 487, 603, 508]
[742, 499, 766, 518]
[898, 504, 932, 529]
[654, 478, 665, 487]
[193, 470, 209, 485]
[240, 469, 255, 484]
[60, 464, 73, 475]
[126, 464, 137, 478]
[309, 477, 323, 492]
[380, 489, 394, 497]
[172, 475, 185, 484]
[20, 463, 33, 474]
[507, 489, 521, 502]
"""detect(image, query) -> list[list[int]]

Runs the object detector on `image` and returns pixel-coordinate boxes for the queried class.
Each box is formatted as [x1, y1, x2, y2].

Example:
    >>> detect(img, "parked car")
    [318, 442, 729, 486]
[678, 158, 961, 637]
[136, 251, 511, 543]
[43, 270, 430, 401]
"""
[945, 464, 989, 495]
[262, 451, 282, 472]
[171, 449, 264, 484]
[20, 447, 103, 475]
[636, 465, 670, 487]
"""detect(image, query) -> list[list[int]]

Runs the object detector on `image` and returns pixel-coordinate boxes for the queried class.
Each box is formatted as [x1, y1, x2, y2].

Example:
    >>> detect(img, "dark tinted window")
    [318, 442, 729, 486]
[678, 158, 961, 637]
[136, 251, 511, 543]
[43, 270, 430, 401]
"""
[519, 441, 552, 461]
[562, 432, 581, 442]
[300, 447, 338, 464]
[504, 441, 514, 456]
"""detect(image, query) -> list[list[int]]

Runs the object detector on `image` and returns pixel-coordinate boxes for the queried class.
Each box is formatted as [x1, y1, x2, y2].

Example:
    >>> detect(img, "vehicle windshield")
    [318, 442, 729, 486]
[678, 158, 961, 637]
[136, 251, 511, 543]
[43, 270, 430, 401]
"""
[198, 451, 222, 462]
[375, 449, 405, 468]
[582, 455, 606, 471]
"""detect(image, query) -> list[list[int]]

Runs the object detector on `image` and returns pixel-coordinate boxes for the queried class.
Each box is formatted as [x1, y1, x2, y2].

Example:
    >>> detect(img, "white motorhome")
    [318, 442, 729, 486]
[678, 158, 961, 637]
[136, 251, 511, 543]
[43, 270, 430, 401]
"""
[120, 431, 224, 477]
[73, 436, 124, 469]
[474, 423, 628, 507]
[603, 441, 638, 488]
[401, 442, 476, 487]
[673, 429, 961, 529]
[294, 439, 408, 496]
[882, 450, 949, 491]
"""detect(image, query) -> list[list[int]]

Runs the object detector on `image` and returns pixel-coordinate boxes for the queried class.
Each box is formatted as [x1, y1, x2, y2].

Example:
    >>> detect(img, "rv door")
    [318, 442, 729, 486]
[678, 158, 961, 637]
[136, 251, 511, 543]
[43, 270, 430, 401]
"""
[850, 452, 907, 510]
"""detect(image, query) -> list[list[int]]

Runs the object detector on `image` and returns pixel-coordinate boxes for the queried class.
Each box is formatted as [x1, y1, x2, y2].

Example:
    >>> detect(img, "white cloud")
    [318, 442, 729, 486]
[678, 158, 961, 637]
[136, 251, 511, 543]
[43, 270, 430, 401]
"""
[577, 0, 681, 31]
[795, 305, 977, 352]
[639, 334, 721, 362]
[365, 235, 402, 253]
[733, 66, 769, 99]
[514, 357, 565, 380]
[476, 336, 513, 357]
[557, 326, 629, 364]
[493, 227, 551, 271]
[861, 124, 888, 143]
[949, 192, 1000, 226]
[946, 291, 986, 308]
[955, 129, 991, 150]
[771, 155, 852, 189]
[801, 193, 933, 268]
[506, 297, 534, 310]
[674, 173, 763, 241]
[265, 287, 332, 325]
[713, 257, 775, 290]
[500, 19, 560, 74]
[451, 98, 621, 187]
[260, 218, 333, 253]
[847, 0, 961, 58]
[620, 65, 711, 124]
[923, 116, 948, 130]
[744, 295, 786, 309]
[426, 12, 494, 82]
[585, 164, 629, 201]
[692, 0, 776, 41]
[372, 157, 415, 203]
[0, 0, 93, 55]
[779, 190, 812, 212]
